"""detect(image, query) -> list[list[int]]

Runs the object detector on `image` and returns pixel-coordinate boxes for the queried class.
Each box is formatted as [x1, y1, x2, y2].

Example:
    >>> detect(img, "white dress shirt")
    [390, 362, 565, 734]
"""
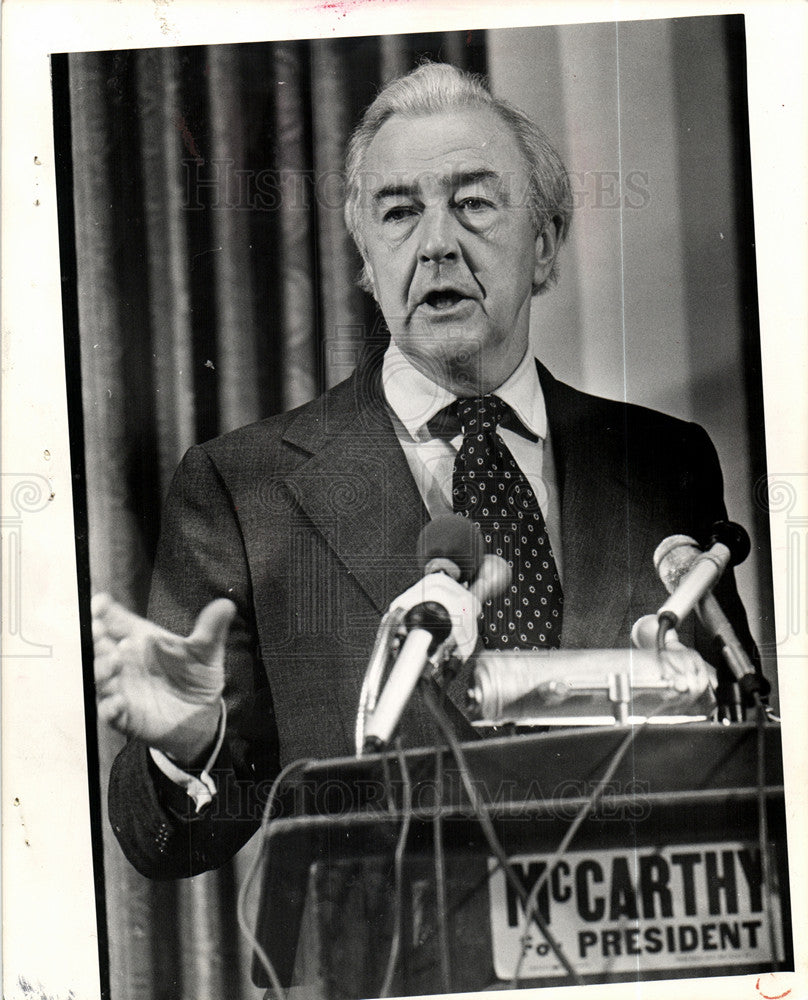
[382, 340, 564, 580]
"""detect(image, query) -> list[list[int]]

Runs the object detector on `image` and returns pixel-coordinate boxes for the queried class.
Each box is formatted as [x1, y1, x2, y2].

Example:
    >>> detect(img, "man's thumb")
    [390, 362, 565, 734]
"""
[189, 598, 237, 655]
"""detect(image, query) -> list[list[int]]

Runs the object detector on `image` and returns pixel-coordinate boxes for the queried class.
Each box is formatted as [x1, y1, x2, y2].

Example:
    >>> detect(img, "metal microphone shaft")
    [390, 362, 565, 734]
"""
[362, 602, 452, 753]
[697, 593, 769, 698]
[655, 538, 731, 627]
[362, 629, 433, 752]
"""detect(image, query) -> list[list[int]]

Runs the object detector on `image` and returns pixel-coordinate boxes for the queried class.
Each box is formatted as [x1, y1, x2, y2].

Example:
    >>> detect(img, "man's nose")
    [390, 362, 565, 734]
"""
[417, 207, 458, 264]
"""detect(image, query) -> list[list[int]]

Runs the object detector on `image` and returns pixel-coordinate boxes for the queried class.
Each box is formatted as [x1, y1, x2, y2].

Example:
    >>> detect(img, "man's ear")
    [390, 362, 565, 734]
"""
[532, 217, 561, 289]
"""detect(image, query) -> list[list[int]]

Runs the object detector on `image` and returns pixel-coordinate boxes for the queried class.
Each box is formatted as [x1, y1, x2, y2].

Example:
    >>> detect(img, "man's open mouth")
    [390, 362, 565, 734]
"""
[422, 289, 469, 309]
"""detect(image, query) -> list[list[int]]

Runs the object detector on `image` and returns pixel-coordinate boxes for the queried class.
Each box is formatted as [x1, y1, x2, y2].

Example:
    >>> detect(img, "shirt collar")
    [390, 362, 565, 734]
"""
[382, 339, 547, 443]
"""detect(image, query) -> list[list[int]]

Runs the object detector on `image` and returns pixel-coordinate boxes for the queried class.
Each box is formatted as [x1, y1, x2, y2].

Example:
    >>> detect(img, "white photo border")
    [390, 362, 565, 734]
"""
[2, 2, 805, 999]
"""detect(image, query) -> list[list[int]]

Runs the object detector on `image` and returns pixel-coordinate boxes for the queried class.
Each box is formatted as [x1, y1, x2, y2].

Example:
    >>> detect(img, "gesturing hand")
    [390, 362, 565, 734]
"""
[92, 593, 237, 767]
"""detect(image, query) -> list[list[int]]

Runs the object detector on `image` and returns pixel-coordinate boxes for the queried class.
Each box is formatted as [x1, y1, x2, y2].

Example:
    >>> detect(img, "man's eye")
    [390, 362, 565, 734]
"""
[457, 197, 493, 212]
[383, 206, 416, 223]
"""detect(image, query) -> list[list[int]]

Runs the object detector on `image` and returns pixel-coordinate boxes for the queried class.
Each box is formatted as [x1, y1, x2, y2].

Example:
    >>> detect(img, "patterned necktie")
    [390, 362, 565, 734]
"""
[452, 395, 563, 650]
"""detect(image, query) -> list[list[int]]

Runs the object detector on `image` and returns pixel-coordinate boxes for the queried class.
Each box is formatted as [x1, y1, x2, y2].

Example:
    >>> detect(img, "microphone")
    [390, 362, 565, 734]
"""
[362, 601, 452, 753]
[357, 515, 485, 749]
[386, 518, 510, 663]
[468, 553, 513, 607]
[653, 521, 750, 629]
[361, 517, 511, 753]
[653, 521, 768, 702]
[417, 513, 485, 581]
[467, 648, 717, 724]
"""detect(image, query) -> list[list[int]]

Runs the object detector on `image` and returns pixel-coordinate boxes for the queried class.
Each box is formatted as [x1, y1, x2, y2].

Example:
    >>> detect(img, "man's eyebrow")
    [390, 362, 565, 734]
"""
[449, 168, 500, 188]
[371, 168, 501, 202]
[372, 181, 418, 202]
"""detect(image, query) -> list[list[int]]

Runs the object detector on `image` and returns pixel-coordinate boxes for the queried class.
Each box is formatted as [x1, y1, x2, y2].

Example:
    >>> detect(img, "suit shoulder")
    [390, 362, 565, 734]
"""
[602, 393, 714, 461]
[193, 373, 358, 471]
[541, 370, 719, 499]
[550, 373, 708, 446]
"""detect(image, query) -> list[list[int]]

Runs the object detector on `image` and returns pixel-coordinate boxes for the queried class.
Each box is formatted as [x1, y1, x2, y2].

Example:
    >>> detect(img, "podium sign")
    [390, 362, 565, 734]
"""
[489, 841, 785, 980]
[253, 724, 791, 997]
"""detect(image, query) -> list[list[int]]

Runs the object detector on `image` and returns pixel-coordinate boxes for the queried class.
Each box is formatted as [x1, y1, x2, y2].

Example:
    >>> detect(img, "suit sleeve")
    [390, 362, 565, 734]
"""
[682, 422, 764, 697]
[107, 445, 281, 879]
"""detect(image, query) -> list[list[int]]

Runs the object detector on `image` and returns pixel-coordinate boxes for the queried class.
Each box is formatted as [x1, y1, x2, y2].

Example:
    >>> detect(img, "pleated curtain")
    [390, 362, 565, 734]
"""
[62, 31, 486, 1000]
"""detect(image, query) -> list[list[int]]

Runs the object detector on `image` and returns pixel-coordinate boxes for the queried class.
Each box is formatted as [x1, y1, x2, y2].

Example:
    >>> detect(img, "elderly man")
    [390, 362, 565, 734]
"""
[93, 62, 759, 879]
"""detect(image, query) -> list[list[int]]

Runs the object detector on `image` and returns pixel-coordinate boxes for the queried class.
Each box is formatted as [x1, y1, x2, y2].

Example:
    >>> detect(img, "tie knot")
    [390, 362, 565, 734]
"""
[455, 395, 509, 436]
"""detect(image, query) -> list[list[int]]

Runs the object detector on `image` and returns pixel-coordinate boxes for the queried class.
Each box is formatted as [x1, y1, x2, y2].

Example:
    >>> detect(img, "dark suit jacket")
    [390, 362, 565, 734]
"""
[108, 346, 759, 878]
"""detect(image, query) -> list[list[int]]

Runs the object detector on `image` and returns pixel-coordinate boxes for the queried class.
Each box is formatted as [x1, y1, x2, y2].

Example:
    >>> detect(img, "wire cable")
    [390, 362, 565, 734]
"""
[755, 692, 781, 968]
[419, 681, 583, 985]
[431, 746, 452, 992]
[508, 726, 637, 986]
[655, 615, 673, 655]
[378, 739, 414, 998]
[236, 757, 314, 1000]
[381, 749, 398, 816]
[507, 677, 704, 986]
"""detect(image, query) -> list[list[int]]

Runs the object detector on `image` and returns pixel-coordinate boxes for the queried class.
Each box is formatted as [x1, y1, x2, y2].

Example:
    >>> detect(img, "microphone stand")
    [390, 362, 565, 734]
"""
[696, 593, 770, 717]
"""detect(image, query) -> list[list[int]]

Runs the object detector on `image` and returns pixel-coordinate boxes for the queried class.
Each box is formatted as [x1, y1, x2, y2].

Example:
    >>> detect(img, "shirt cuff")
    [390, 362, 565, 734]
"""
[149, 699, 227, 813]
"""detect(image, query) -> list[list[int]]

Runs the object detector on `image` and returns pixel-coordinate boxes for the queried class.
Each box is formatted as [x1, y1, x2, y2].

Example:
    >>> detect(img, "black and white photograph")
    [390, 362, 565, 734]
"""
[3, 3, 806, 1000]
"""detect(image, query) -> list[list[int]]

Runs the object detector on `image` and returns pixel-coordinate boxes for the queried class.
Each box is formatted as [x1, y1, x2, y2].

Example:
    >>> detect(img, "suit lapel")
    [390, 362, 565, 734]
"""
[280, 354, 656, 651]
[281, 353, 429, 615]
[540, 365, 656, 649]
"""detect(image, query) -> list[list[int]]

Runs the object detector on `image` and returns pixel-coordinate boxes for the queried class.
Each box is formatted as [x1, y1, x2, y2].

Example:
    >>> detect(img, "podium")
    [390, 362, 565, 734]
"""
[253, 723, 791, 998]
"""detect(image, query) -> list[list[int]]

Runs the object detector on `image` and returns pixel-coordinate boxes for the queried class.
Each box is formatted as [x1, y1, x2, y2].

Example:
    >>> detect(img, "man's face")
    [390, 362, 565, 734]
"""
[358, 107, 558, 396]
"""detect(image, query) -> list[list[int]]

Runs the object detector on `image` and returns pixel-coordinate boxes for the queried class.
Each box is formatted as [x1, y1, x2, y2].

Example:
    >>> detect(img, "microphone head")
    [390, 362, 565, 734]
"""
[705, 521, 751, 567]
[470, 553, 512, 604]
[417, 515, 485, 584]
[653, 534, 701, 591]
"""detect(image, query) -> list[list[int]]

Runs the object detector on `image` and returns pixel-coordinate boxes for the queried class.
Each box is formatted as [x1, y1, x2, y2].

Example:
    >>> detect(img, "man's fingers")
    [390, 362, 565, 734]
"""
[92, 629, 118, 660]
[187, 598, 237, 659]
[90, 592, 113, 616]
[97, 692, 128, 731]
[94, 646, 122, 688]
[91, 592, 147, 642]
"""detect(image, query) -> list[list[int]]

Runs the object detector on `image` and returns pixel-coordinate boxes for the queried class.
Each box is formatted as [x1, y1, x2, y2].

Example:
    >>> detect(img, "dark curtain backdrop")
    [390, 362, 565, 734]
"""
[59, 32, 486, 1000]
